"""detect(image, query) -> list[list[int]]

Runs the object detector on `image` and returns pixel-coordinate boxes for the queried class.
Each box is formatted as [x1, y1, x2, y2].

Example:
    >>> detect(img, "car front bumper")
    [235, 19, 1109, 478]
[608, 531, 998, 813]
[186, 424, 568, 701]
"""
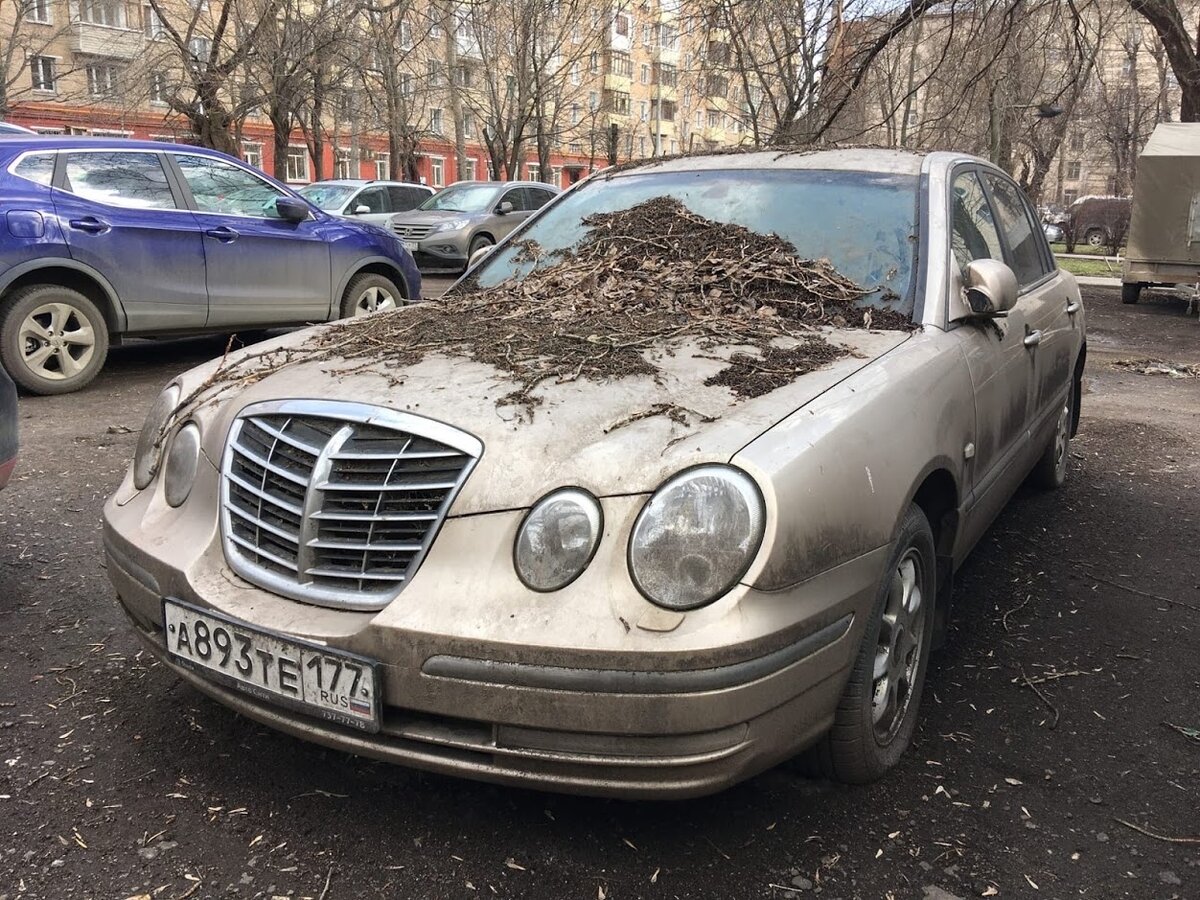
[103, 483, 884, 799]
[407, 231, 470, 271]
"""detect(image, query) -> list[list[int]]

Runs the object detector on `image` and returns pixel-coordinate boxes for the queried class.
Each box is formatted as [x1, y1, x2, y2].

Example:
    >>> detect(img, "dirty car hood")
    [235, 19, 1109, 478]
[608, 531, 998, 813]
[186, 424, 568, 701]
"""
[198, 328, 911, 514]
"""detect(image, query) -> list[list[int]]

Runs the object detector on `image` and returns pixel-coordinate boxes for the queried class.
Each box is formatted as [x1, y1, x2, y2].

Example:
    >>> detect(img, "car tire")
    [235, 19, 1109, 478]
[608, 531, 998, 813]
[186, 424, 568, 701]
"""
[802, 504, 936, 784]
[1084, 228, 1105, 248]
[1121, 282, 1142, 304]
[0, 284, 109, 395]
[468, 234, 494, 262]
[1030, 385, 1075, 490]
[339, 273, 404, 319]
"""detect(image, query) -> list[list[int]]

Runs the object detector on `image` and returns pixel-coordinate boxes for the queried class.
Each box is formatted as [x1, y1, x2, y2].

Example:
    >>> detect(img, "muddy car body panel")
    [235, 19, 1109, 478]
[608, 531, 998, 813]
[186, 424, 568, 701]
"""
[103, 149, 1086, 798]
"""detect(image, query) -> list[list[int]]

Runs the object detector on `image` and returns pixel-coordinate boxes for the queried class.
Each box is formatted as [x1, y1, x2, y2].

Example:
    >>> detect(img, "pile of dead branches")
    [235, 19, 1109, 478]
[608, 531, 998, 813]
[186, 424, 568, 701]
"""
[180, 197, 912, 417]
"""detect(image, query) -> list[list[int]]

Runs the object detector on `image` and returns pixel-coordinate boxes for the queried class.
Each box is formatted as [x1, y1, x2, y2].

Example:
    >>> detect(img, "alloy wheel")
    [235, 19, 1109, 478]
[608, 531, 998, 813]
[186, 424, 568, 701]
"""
[19, 302, 96, 382]
[353, 286, 398, 316]
[872, 549, 926, 744]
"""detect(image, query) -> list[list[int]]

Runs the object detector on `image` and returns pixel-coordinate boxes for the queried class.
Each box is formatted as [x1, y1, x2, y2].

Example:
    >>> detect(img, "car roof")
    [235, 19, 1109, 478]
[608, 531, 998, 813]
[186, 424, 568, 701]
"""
[441, 180, 560, 191]
[606, 147, 929, 178]
[304, 178, 432, 189]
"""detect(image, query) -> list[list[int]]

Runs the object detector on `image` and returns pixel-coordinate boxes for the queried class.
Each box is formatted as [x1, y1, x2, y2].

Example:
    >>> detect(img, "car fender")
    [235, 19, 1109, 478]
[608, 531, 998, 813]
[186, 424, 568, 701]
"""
[0, 257, 128, 332]
[331, 256, 412, 316]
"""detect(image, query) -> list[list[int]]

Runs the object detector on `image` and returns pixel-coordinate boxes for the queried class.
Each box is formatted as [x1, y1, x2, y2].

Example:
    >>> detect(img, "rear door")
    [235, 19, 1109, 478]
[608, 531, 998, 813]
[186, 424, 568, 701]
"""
[169, 152, 332, 328]
[981, 172, 1076, 448]
[386, 184, 430, 212]
[51, 149, 208, 331]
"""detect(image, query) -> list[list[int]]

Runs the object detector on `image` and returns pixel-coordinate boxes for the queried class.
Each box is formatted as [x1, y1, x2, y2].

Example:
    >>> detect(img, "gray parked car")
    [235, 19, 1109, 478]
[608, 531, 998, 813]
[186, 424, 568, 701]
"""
[391, 180, 560, 271]
[298, 179, 434, 229]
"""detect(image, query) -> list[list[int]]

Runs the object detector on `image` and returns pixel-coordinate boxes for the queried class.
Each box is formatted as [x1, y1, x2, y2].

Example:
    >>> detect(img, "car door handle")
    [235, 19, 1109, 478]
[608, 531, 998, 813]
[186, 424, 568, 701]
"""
[205, 226, 239, 243]
[68, 216, 108, 234]
[1066, 300, 1081, 315]
[1023, 329, 1043, 348]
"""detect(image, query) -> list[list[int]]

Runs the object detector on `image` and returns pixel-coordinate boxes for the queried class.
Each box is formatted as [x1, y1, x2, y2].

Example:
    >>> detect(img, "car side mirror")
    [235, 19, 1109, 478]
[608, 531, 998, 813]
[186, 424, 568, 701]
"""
[496, 201, 514, 215]
[962, 259, 1018, 316]
[353, 204, 371, 215]
[468, 244, 494, 269]
[276, 196, 310, 223]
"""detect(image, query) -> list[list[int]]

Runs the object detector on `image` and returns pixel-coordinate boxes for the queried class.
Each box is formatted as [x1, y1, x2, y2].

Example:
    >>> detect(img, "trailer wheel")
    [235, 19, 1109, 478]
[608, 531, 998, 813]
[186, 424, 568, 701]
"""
[1121, 282, 1142, 305]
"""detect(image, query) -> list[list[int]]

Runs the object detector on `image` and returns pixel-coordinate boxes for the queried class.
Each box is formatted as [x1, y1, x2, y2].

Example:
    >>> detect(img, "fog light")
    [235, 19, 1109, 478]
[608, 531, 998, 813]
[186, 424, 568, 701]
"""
[164, 423, 201, 508]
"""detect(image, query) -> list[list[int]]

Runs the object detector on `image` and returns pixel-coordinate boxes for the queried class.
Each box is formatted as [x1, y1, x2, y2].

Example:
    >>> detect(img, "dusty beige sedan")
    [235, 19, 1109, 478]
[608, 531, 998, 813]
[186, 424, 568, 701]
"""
[103, 149, 1085, 798]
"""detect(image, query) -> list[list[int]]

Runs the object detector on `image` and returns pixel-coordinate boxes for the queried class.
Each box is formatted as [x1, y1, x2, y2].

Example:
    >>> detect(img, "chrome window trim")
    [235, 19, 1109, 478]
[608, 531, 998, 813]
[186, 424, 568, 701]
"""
[220, 399, 482, 611]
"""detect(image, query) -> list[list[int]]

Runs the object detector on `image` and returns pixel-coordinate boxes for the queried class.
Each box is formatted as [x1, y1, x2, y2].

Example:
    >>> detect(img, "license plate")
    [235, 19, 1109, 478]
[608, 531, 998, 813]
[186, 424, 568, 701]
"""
[162, 599, 380, 733]
[402, 240, 417, 253]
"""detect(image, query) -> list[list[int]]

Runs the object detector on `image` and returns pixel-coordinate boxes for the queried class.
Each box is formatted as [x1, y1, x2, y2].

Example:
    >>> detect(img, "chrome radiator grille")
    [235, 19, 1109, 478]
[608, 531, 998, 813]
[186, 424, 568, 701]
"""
[221, 401, 481, 611]
[392, 223, 434, 240]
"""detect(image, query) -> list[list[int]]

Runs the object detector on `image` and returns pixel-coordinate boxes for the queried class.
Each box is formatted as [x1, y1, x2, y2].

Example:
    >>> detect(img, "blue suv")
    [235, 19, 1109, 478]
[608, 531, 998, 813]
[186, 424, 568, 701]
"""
[0, 137, 421, 394]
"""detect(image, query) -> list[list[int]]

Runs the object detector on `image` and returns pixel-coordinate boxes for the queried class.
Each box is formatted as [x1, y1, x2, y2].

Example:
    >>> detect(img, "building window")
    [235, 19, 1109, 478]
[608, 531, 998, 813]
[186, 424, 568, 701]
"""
[610, 51, 631, 77]
[375, 152, 390, 180]
[30, 56, 56, 92]
[1070, 131, 1084, 151]
[657, 99, 676, 120]
[143, 3, 163, 36]
[335, 148, 352, 179]
[640, 64, 650, 85]
[638, 136, 646, 155]
[1066, 160, 1082, 181]
[708, 74, 729, 98]
[399, 19, 413, 50]
[462, 112, 475, 137]
[27, 0, 52, 24]
[286, 146, 309, 182]
[552, 166, 561, 187]
[1063, 189, 1078, 205]
[655, 63, 676, 88]
[80, 0, 123, 27]
[462, 157, 476, 180]
[639, 100, 648, 122]
[569, 141, 583, 155]
[607, 91, 630, 116]
[1107, 176, 1118, 194]
[707, 108, 721, 128]
[430, 157, 444, 186]
[642, 23, 651, 45]
[150, 71, 169, 104]
[589, 51, 599, 73]
[904, 108, 919, 131]
[242, 142, 263, 170]
[588, 91, 598, 111]
[430, 108, 443, 134]
[660, 23, 678, 50]
[571, 62, 581, 86]
[570, 103, 581, 124]
[188, 36, 211, 63]
[400, 73, 412, 96]
[427, 59, 442, 85]
[614, 12, 629, 37]
[86, 64, 119, 97]
[527, 164, 539, 181]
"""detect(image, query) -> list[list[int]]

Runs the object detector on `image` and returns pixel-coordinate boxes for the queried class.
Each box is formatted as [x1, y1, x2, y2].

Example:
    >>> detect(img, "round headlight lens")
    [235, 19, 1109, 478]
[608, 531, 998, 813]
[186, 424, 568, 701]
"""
[629, 465, 765, 611]
[514, 488, 603, 592]
[164, 423, 201, 508]
[133, 383, 181, 490]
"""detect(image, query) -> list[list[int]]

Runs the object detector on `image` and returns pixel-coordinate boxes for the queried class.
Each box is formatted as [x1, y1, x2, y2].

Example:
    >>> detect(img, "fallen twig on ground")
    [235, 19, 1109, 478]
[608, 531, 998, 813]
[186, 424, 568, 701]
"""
[1019, 665, 1060, 729]
[1163, 722, 1200, 744]
[1115, 818, 1200, 844]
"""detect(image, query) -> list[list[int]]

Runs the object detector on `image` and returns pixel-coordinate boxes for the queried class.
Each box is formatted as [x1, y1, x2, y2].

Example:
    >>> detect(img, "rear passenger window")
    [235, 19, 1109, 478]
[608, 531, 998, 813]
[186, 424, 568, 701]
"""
[950, 171, 1003, 274]
[984, 174, 1050, 287]
[64, 152, 176, 209]
[13, 152, 54, 186]
[387, 186, 427, 210]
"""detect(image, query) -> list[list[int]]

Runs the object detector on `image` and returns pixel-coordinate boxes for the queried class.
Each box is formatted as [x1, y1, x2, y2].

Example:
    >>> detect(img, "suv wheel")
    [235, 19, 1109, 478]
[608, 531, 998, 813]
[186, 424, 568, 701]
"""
[340, 273, 404, 318]
[0, 285, 109, 395]
[1084, 228, 1105, 248]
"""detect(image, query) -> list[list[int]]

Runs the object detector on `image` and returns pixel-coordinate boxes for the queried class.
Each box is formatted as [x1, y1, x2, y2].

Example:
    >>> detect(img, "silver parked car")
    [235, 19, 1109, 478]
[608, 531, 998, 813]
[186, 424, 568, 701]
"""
[298, 179, 435, 229]
[104, 149, 1085, 798]
[391, 180, 560, 271]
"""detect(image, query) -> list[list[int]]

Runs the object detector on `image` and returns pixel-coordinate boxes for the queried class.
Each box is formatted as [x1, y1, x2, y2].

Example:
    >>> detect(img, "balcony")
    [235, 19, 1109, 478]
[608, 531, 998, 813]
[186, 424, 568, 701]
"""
[71, 22, 144, 59]
[604, 73, 632, 92]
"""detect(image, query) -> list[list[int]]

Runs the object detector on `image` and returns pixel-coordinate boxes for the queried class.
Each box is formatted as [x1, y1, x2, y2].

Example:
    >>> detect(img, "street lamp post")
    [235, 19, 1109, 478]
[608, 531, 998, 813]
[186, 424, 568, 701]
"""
[988, 86, 1063, 165]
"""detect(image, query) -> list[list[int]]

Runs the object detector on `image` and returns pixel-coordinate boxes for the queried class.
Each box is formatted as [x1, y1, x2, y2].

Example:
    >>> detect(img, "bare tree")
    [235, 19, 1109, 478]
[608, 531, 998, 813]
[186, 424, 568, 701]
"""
[1124, 0, 1200, 121]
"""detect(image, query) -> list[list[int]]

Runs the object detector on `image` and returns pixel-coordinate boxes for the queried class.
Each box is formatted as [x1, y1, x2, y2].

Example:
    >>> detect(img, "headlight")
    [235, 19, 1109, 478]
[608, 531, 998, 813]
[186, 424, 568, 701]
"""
[133, 383, 181, 489]
[514, 488, 603, 592]
[629, 465, 765, 611]
[164, 422, 201, 507]
[430, 218, 470, 234]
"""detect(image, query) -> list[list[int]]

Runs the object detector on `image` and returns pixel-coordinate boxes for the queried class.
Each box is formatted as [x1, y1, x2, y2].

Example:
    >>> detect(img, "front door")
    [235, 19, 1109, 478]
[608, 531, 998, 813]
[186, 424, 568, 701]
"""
[52, 149, 208, 332]
[169, 153, 332, 328]
[947, 169, 1036, 548]
[347, 185, 392, 228]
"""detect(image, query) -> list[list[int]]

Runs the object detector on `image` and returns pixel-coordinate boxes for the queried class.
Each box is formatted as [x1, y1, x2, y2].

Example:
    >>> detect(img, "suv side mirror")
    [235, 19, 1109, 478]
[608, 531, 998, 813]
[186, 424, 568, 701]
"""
[353, 204, 371, 215]
[276, 196, 310, 223]
[963, 259, 1018, 316]
[496, 200, 514, 215]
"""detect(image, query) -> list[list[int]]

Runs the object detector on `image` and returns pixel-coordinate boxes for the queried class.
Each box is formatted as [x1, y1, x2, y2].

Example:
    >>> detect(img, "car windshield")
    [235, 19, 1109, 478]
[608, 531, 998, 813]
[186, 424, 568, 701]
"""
[298, 183, 357, 211]
[476, 169, 920, 314]
[419, 184, 499, 213]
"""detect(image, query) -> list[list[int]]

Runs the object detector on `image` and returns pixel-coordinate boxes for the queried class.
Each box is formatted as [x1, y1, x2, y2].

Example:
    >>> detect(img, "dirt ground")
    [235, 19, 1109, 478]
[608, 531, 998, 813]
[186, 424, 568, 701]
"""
[0, 284, 1197, 900]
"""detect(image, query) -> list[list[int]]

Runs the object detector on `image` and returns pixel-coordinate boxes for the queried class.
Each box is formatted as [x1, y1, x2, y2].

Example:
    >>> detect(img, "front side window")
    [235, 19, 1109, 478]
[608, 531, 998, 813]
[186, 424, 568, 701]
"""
[500, 188, 525, 211]
[950, 171, 1003, 276]
[175, 154, 285, 217]
[478, 169, 920, 315]
[354, 186, 388, 214]
[984, 173, 1049, 287]
[13, 152, 55, 186]
[64, 152, 177, 209]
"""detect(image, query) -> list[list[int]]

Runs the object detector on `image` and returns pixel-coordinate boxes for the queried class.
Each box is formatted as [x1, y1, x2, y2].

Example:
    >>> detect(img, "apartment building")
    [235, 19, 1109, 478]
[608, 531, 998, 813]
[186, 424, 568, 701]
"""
[1, 0, 753, 187]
